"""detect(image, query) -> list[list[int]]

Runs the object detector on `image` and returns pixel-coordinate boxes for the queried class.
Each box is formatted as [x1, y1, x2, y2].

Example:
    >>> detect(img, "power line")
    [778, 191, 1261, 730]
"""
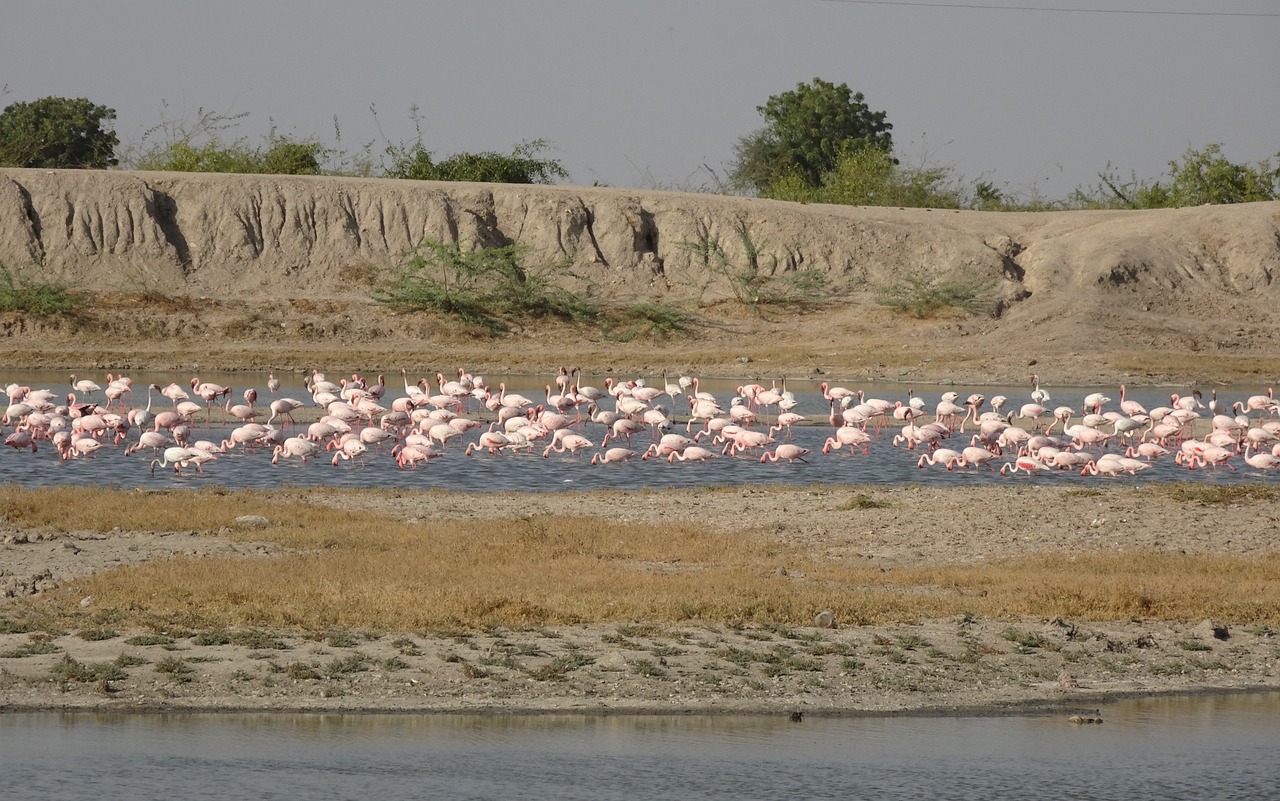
[813, 0, 1280, 17]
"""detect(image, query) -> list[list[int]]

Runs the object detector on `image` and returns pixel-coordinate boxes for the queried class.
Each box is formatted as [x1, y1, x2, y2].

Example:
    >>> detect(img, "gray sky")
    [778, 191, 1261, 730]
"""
[5, 1, 1278, 201]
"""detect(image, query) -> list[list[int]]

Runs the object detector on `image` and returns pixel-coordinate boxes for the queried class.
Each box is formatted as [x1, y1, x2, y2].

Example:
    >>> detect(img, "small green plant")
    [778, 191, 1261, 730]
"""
[323, 653, 371, 677]
[113, 653, 149, 668]
[0, 618, 32, 635]
[373, 239, 597, 333]
[1002, 628, 1049, 649]
[50, 655, 125, 683]
[392, 637, 423, 656]
[875, 272, 991, 319]
[1177, 639, 1213, 652]
[897, 634, 932, 651]
[838, 493, 889, 510]
[125, 634, 174, 647]
[0, 264, 81, 317]
[77, 627, 119, 642]
[525, 653, 595, 681]
[629, 658, 667, 677]
[284, 661, 322, 680]
[324, 631, 359, 648]
[1, 641, 61, 658]
[229, 630, 289, 650]
[191, 630, 232, 646]
[154, 656, 194, 676]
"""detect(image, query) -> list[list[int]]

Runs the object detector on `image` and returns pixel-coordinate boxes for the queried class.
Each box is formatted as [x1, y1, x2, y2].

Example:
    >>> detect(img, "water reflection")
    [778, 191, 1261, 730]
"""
[2, 692, 1277, 800]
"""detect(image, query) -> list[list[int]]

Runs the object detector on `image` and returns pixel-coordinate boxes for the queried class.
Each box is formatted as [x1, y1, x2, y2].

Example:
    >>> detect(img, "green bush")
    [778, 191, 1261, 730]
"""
[875, 272, 991, 319]
[0, 264, 81, 316]
[373, 238, 596, 332]
[126, 106, 324, 175]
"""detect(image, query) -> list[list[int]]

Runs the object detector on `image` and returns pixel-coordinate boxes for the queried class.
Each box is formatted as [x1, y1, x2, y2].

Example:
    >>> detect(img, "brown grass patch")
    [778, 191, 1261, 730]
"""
[5, 487, 1279, 632]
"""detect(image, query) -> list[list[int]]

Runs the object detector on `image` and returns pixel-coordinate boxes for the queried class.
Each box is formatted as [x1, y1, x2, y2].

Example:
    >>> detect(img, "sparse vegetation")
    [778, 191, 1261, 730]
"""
[875, 272, 992, 319]
[0, 263, 82, 317]
[679, 220, 825, 310]
[373, 238, 597, 333]
[838, 493, 889, 510]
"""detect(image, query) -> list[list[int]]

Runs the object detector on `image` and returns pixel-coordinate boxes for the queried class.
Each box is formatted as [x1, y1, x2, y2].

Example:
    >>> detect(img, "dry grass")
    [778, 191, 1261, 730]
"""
[5, 487, 1279, 632]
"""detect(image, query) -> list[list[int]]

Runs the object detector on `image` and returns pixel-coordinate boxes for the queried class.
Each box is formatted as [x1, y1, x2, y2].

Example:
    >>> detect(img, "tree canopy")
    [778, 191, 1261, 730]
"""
[731, 78, 893, 197]
[0, 96, 119, 169]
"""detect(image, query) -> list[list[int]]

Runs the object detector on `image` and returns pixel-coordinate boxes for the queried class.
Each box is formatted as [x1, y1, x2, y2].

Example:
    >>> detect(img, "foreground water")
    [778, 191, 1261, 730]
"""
[3, 372, 1275, 492]
[2, 693, 1276, 800]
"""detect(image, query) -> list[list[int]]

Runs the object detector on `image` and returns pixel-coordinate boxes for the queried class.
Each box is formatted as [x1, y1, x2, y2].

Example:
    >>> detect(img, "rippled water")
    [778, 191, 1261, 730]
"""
[2, 693, 1276, 800]
[3, 371, 1274, 492]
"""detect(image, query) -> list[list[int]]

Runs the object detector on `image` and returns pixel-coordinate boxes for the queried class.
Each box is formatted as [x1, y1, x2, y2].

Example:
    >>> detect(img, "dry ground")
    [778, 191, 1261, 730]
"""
[3, 484, 1278, 716]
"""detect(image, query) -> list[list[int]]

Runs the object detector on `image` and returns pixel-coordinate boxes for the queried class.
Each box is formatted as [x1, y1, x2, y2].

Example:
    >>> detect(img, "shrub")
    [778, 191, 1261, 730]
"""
[0, 264, 81, 316]
[373, 238, 596, 332]
[874, 272, 991, 319]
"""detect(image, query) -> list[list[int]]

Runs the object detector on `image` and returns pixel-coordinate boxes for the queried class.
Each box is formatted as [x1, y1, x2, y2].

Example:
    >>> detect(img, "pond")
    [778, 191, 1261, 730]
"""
[2, 692, 1277, 800]
[3, 370, 1275, 492]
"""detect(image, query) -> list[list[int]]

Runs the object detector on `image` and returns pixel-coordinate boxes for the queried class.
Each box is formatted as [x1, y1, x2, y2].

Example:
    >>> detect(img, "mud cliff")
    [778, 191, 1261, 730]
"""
[2, 168, 1278, 383]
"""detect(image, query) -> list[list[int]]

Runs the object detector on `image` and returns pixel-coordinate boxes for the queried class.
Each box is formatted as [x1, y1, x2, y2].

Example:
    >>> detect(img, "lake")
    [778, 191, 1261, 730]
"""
[4, 371, 1275, 492]
[2, 692, 1276, 800]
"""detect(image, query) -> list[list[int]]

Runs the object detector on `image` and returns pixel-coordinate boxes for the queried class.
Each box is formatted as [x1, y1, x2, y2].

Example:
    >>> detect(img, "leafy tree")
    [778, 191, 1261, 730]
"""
[0, 97, 119, 168]
[1075, 145, 1278, 209]
[384, 138, 567, 184]
[1163, 143, 1278, 206]
[731, 78, 893, 196]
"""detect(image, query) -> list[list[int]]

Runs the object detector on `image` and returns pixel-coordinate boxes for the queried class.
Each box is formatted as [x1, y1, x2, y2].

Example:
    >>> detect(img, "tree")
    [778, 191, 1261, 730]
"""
[731, 78, 893, 196]
[1164, 143, 1278, 206]
[0, 97, 119, 168]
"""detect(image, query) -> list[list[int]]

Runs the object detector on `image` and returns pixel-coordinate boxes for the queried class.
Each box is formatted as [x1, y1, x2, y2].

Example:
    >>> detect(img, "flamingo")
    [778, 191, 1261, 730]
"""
[917, 448, 962, 469]
[1118, 384, 1147, 417]
[271, 437, 321, 465]
[331, 439, 368, 466]
[542, 432, 592, 457]
[822, 426, 870, 456]
[999, 455, 1051, 475]
[3, 429, 37, 452]
[668, 445, 717, 463]
[69, 374, 102, 397]
[150, 446, 199, 474]
[591, 447, 639, 465]
[946, 446, 998, 471]
[760, 443, 810, 463]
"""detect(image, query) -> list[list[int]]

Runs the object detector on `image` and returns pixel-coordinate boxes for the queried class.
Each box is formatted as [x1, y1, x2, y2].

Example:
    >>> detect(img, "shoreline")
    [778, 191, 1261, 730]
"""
[5, 685, 1279, 719]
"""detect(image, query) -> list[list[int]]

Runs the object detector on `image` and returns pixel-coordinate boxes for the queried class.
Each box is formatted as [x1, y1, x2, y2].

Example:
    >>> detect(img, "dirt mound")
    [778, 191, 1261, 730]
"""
[2, 168, 1278, 384]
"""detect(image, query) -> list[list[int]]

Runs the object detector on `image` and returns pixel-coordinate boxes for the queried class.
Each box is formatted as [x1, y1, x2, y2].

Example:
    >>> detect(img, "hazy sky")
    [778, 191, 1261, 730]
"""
[5, 1, 1277, 200]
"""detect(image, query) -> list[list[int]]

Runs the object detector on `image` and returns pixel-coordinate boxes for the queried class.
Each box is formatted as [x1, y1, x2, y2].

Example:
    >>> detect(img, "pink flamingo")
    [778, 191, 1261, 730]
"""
[760, 443, 810, 463]
[946, 446, 997, 471]
[822, 426, 870, 456]
[4, 429, 37, 452]
[999, 456, 1051, 475]
[331, 439, 368, 466]
[668, 445, 717, 463]
[272, 437, 321, 465]
[542, 432, 593, 458]
[591, 447, 639, 465]
[917, 448, 962, 469]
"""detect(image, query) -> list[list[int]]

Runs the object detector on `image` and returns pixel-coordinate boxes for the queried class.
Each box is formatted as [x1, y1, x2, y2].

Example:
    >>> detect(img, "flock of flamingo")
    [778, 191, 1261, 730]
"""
[2, 368, 1279, 480]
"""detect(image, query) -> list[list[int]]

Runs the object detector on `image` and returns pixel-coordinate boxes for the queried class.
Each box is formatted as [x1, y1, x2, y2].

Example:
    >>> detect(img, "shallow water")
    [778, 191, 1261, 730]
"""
[2, 692, 1277, 800]
[3, 372, 1274, 492]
